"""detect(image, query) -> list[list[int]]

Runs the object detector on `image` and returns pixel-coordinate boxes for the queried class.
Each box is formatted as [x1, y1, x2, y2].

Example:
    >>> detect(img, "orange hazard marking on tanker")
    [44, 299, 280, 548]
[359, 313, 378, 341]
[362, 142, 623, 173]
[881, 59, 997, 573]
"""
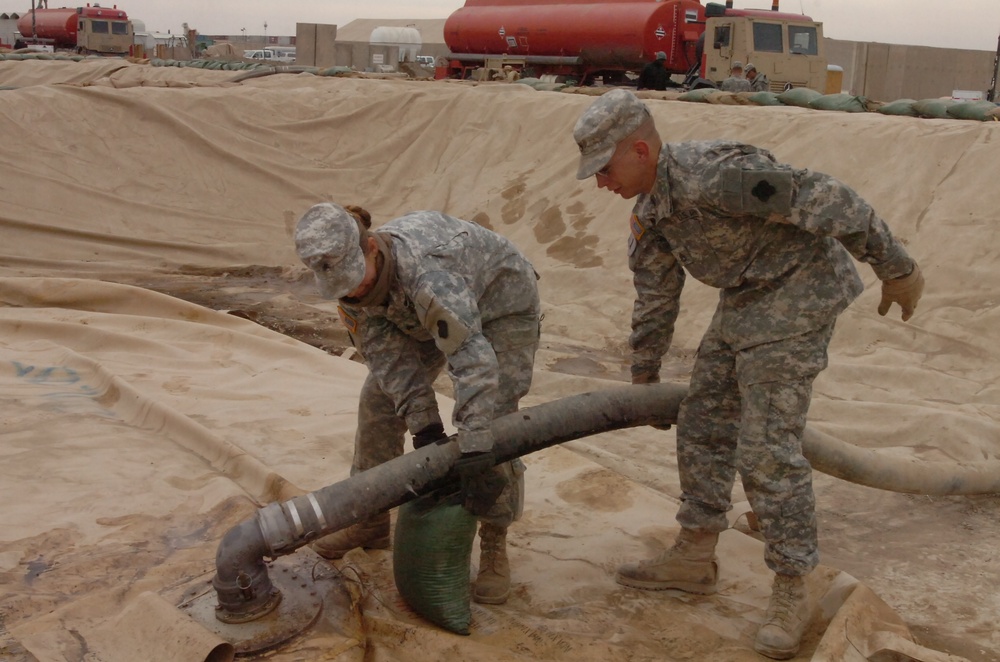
[630, 214, 646, 242]
[337, 306, 358, 334]
[655, 25, 666, 39]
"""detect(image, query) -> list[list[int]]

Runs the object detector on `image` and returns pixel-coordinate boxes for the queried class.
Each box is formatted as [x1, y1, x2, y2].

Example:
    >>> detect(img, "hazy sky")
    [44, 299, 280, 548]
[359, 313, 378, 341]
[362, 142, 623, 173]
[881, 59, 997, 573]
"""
[106, 0, 1000, 53]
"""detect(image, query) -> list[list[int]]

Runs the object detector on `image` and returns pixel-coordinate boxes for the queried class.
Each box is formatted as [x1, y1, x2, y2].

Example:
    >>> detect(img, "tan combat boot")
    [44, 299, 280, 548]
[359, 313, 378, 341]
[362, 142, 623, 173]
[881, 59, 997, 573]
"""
[309, 512, 391, 560]
[615, 529, 719, 593]
[473, 523, 510, 604]
[754, 573, 810, 660]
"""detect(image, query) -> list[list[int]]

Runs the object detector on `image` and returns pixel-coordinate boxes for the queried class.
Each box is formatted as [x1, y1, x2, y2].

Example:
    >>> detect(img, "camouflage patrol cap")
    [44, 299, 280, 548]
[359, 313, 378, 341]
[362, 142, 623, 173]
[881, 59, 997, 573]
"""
[731, 61, 744, 71]
[294, 202, 366, 300]
[573, 88, 652, 180]
[655, 51, 666, 60]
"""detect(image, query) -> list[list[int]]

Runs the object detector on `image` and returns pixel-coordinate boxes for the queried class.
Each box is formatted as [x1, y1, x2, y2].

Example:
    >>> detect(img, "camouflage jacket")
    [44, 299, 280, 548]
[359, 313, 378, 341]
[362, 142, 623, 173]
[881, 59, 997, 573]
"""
[339, 211, 539, 451]
[628, 140, 914, 378]
[749, 74, 770, 93]
[720, 76, 752, 93]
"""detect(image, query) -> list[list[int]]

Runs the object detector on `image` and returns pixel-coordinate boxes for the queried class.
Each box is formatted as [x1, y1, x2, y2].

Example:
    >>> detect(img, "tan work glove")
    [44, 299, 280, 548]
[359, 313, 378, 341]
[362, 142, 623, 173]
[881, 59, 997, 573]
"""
[877, 263, 924, 322]
[631, 370, 672, 430]
[632, 372, 660, 384]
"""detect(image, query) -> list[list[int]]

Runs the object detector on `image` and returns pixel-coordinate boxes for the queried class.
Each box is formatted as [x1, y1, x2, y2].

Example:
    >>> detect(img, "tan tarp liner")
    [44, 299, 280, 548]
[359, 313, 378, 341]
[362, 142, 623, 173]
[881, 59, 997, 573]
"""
[0, 61, 996, 662]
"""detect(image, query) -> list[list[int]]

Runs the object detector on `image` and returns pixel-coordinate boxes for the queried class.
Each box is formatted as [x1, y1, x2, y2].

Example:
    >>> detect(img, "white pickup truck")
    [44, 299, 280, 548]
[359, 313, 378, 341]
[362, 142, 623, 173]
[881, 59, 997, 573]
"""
[243, 48, 296, 64]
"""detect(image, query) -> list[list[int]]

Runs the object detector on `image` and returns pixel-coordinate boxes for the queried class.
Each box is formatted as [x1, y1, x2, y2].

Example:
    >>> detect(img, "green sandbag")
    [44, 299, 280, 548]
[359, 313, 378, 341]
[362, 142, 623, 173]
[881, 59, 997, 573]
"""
[776, 87, 822, 108]
[808, 93, 869, 113]
[678, 88, 720, 103]
[912, 98, 957, 119]
[393, 490, 477, 635]
[320, 66, 353, 76]
[946, 100, 1000, 121]
[747, 91, 784, 106]
[877, 99, 919, 117]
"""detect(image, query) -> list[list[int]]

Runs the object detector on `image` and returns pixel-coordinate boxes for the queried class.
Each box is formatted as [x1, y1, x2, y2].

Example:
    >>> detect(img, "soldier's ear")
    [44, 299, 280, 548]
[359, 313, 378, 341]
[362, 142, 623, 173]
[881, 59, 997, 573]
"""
[633, 140, 651, 160]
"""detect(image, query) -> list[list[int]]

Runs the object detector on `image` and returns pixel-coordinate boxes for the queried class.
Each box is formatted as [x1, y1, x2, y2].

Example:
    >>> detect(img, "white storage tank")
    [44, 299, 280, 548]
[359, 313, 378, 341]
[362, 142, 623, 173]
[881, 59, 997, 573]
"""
[369, 26, 421, 71]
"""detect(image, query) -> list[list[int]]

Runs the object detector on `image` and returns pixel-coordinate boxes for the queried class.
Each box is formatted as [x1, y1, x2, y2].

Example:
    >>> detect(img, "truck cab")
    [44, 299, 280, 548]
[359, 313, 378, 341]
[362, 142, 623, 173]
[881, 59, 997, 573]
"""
[77, 13, 132, 55]
[701, 2, 826, 92]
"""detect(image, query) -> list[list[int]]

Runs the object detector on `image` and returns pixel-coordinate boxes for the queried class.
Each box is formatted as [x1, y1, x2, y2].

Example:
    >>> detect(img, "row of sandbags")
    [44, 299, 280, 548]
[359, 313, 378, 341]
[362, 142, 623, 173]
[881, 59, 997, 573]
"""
[4, 54, 998, 120]
[0, 52, 358, 78]
[0, 51, 93, 62]
[646, 86, 1000, 122]
[145, 58, 360, 76]
[535, 80, 1000, 121]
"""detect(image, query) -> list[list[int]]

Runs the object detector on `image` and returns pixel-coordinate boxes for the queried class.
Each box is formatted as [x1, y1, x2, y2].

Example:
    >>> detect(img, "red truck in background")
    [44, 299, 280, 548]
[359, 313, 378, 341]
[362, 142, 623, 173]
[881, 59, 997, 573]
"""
[437, 0, 828, 91]
[440, 0, 706, 84]
[16, 3, 133, 55]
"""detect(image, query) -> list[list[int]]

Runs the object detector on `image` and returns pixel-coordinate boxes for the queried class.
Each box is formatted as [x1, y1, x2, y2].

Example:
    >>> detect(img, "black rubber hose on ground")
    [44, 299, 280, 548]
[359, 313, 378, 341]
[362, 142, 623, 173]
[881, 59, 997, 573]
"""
[213, 382, 1000, 620]
[213, 383, 688, 619]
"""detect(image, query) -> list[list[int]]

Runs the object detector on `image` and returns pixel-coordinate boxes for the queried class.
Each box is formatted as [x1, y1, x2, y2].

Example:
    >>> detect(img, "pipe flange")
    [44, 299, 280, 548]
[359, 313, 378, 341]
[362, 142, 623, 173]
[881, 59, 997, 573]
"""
[184, 556, 323, 655]
[215, 587, 282, 624]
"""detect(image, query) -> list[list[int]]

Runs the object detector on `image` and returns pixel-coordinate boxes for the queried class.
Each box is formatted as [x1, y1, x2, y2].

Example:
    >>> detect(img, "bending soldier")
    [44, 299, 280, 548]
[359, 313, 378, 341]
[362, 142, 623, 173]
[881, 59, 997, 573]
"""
[294, 203, 541, 605]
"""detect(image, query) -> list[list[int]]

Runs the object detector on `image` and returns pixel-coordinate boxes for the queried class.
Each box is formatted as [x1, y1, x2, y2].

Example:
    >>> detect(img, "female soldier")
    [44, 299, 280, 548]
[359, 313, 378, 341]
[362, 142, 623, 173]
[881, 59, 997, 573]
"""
[294, 202, 541, 605]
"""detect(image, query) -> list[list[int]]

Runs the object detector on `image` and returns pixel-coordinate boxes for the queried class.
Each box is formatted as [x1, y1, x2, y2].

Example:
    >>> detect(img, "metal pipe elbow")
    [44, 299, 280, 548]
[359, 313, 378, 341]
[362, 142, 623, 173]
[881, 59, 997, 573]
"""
[211, 516, 279, 623]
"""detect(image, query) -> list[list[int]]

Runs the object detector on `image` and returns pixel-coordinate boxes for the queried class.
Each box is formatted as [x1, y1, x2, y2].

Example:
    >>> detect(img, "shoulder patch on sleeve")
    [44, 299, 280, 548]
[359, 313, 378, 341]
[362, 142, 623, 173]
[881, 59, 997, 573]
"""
[629, 214, 646, 241]
[720, 166, 793, 216]
[628, 214, 645, 257]
[422, 297, 470, 355]
[337, 305, 358, 334]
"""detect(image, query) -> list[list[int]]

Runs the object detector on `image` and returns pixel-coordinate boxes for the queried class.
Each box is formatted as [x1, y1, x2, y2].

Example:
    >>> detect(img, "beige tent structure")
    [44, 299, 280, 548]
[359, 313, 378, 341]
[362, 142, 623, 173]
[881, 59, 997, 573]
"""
[203, 41, 240, 59]
[0, 60, 997, 662]
[332, 18, 447, 69]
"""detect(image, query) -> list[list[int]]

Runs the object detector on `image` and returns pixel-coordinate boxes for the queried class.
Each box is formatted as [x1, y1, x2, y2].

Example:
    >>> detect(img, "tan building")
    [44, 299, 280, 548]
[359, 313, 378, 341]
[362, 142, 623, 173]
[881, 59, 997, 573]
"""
[826, 38, 999, 101]
[297, 18, 446, 70]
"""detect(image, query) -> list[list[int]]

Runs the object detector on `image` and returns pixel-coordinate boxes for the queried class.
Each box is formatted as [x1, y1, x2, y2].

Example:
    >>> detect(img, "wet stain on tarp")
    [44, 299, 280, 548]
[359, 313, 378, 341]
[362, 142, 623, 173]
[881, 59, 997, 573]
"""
[24, 557, 50, 584]
[555, 468, 634, 512]
[546, 234, 603, 268]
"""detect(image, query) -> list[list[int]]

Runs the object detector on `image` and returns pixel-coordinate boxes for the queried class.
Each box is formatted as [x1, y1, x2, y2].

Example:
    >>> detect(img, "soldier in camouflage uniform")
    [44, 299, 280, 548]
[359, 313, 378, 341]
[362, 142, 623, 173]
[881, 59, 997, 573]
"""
[745, 63, 770, 93]
[720, 61, 752, 92]
[572, 89, 924, 659]
[294, 202, 540, 605]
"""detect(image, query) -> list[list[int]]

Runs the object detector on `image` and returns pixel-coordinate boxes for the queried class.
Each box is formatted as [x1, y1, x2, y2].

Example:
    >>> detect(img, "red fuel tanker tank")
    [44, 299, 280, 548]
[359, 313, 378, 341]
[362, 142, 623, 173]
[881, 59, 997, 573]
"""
[17, 4, 130, 50]
[17, 8, 81, 48]
[442, 0, 706, 83]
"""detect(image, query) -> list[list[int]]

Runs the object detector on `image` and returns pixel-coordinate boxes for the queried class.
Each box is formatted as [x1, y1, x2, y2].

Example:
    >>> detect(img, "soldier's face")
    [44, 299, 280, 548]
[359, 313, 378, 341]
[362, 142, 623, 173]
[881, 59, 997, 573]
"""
[594, 139, 654, 199]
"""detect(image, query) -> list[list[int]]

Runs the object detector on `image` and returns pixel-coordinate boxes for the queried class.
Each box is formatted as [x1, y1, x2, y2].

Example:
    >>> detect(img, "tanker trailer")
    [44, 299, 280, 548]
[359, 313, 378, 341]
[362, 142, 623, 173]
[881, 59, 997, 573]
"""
[16, 4, 133, 55]
[439, 0, 706, 85]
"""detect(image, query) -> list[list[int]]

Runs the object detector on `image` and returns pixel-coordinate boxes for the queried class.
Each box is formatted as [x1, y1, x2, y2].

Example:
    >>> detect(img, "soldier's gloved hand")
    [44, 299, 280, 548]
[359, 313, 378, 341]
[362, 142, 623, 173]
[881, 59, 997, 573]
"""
[632, 369, 671, 430]
[878, 263, 924, 322]
[412, 422, 448, 449]
[632, 370, 660, 385]
[454, 451, 505, 517]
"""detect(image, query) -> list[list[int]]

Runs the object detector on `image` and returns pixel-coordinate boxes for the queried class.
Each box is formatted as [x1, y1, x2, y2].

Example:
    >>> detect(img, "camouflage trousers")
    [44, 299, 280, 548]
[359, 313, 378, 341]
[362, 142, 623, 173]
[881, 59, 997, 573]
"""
[675, 317, 835, 576]
[352, 315, 539, 527]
